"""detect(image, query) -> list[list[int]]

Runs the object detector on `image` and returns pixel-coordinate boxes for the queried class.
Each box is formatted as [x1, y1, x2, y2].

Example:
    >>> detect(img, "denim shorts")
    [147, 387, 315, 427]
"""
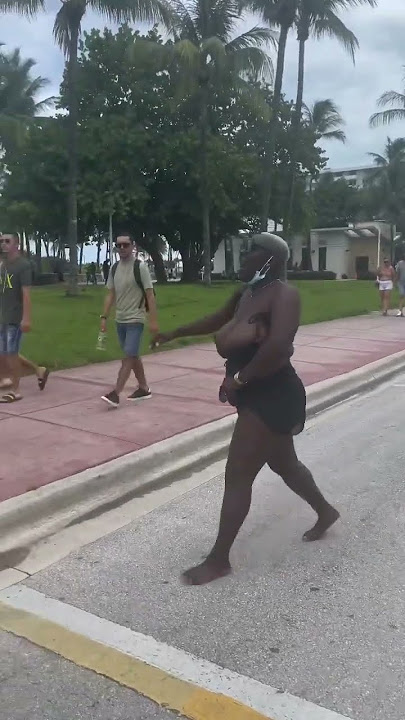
[0, 324, 22, 355]
[116, 322, 144, 357]
[398, 282, 405, 297]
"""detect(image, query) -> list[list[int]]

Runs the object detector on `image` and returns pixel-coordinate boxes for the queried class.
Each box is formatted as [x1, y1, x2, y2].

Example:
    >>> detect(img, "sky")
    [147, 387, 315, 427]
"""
[1, 0, 405, 173]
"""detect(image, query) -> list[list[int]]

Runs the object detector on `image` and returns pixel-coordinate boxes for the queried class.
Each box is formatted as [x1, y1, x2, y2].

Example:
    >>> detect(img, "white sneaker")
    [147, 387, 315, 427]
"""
[396, 310, 404, 317]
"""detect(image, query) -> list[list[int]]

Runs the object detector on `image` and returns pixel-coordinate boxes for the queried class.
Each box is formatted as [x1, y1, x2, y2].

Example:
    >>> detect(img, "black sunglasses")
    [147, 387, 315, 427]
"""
[0, 238, 12, 244]
[115, 242, 131, 249]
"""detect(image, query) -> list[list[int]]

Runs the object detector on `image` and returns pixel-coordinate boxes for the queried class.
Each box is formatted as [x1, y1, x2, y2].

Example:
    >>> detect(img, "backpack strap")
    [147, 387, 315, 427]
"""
[111, 261, 119, 279]
[133, 259, 149, 311]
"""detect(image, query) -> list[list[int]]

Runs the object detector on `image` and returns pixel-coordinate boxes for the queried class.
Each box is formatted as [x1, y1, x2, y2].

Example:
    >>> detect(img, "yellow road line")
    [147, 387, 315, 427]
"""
[0, 602, 271, 720]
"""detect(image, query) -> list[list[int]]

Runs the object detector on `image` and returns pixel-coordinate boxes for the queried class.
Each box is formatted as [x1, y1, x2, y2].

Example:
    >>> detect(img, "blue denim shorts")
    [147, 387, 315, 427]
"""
[116, 322, 144, 357]
[0, 324, 22, 355]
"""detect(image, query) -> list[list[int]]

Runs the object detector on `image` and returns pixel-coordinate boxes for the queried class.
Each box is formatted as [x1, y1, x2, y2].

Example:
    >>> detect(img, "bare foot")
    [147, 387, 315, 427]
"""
[181, 558, 231, 586]
[303, 506, 340, 542]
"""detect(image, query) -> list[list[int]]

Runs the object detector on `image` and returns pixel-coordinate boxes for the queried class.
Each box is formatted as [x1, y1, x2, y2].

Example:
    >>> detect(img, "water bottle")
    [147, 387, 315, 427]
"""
[96, 330, 107, 351]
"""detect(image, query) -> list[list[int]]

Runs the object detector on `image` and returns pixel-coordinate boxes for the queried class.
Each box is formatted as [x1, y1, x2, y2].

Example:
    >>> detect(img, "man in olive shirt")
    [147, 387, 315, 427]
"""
[0, 232, 32, 402]
[100, 234, 158, 407]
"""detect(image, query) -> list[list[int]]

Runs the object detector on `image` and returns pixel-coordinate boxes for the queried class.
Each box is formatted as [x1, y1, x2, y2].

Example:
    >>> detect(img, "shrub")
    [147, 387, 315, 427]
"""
[33, 273, 59, 286]
[356, 271, 377, 281]
[287, 270, 337, 281]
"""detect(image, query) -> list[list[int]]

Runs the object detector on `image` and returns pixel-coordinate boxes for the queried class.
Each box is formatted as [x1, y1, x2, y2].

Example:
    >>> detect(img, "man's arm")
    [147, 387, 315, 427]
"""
[146, 288, 158, 335]
[160, 288, 243, 344]
[100, 289, 115, 332]
[238, 287, 300, 383]
[21, 286, 31, 332]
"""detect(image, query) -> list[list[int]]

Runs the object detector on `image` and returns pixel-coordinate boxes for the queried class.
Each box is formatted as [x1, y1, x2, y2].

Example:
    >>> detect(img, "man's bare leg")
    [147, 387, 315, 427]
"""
[182, 410, 339, 586]
[132, 357, 149, 392]
[5, 354, 22, 393]
[115, 357, 133, 395]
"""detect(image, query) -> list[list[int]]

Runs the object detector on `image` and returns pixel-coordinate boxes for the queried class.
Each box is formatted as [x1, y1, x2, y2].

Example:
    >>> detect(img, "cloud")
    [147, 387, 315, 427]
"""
[1, 0, 404, 171]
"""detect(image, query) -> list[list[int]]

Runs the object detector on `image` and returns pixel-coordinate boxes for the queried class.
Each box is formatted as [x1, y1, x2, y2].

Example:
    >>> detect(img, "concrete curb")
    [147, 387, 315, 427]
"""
[1, 349, 405, 553]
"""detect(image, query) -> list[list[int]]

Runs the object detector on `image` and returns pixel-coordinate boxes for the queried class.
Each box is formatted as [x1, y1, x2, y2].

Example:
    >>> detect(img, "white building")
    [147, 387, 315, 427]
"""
[213, 222, 393, 280]
[319, 164, 376, 189]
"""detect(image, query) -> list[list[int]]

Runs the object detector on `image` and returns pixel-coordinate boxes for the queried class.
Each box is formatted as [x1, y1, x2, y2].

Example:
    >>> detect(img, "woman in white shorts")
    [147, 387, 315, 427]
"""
[377, 258, 395, 315]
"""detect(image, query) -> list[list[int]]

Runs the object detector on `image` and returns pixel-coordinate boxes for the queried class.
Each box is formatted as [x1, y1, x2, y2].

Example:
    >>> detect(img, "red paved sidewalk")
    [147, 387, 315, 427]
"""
[1, 314, 404, 503]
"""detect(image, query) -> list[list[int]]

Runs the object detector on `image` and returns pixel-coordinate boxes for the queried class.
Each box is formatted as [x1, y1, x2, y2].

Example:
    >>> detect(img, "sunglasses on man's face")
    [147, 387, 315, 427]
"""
[116, 242, 131, 249]
[0, 238, 12, 245]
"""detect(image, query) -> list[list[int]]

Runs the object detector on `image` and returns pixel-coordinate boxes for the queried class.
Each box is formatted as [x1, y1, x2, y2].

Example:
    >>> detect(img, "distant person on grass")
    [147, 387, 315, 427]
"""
[377, 258, 395, 316]
[102, 259, 110, 285]
[0, 233, 32, 402]
[395, 253, 405, 317]
[153, 233, 339, 586]
[100, 234, 158, 408]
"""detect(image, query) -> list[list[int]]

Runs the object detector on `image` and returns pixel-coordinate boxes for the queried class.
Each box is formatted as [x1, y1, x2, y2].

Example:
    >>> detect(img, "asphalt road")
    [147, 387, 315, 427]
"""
[2, 372, 405, 719]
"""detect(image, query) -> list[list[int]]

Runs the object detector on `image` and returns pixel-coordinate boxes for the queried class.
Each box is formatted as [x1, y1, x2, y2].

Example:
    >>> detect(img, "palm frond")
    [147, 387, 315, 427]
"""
[377, 90, 405, 108]
[322, 129, 346, 142]
[0, 0, 44, 15]
[368, 151, 387, 167]
[231, 45, 273, 82]
[312, 10, 358, 63]
[168, 0, 199, 40]
[53, 2, 86, 55]
[370, 109, 405, 128]
[88, 0, 174, 28]
[226, 25, 277, 52]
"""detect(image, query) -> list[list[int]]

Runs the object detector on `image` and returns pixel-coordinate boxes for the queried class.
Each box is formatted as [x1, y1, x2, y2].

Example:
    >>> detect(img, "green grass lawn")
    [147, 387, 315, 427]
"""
[23, 280, 395, 371]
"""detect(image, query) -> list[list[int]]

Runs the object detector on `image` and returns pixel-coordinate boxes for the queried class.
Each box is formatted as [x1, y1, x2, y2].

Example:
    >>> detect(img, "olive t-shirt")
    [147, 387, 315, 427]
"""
[107, 259, 153, 323]
[0, 256, 32, 325]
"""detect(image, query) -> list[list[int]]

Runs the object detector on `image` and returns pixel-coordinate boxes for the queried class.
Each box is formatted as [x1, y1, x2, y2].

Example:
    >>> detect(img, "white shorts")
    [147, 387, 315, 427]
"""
[379, 280, 393, 292]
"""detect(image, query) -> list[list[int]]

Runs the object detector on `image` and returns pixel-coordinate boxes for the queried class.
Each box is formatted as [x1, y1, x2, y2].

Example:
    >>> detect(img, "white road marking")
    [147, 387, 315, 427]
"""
[0, 585, 353, 720]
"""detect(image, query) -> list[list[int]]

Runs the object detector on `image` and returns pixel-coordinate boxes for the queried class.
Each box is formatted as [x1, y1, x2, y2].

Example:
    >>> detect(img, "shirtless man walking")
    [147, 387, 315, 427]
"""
[155, 233, 339, 585]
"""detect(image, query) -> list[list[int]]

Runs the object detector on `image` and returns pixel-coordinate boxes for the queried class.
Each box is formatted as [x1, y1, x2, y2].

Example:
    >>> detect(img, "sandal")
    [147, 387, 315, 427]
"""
[0, 391, 22, 403]
[38, 368, 50, 391]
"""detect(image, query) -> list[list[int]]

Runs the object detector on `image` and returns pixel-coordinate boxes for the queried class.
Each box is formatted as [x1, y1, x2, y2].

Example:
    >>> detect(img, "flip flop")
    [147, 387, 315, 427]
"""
[38, 368, 50, 391]
[0, 391, 22, 403]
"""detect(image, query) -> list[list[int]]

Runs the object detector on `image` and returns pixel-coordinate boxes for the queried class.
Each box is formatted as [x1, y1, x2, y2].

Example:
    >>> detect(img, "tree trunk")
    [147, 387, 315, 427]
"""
[35, 236, 42, 274]
[200, 85, 211, 285]
[79, 242, 84, 272]
[180, 250, 201, 283]
[96, 238, 102, 269]
[149, 246, 167, 283]
[285, 33, 306, 242]
[66, 25, 80, 297]
[42, 239, 50, 258]
[23, 231, 31, 258]
[260, 23, 290, 231]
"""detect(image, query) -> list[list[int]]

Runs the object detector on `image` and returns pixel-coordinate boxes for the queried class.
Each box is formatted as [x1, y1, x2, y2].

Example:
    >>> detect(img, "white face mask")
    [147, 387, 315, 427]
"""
[247, 256, 274, 286]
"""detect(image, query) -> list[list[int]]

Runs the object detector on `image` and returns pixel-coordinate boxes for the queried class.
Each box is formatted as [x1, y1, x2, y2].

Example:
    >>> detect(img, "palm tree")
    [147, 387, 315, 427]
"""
[1, 0, 172, 296]
[368, 138, 405, 230]
[302, 99, 346, 143]
[247, 0, 298, 230]
[0, 46, 51, 149]
[285, 0, 376, 241]
[169, 0, 275, 283]
[369, 69, 405, 128]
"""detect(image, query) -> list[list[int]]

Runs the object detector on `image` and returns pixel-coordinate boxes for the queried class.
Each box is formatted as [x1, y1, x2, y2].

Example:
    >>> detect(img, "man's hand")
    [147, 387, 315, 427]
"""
[149, 321, 159, 337]
[150, 331, 174, 350]
[218, 376, 240, 406]
[20, 318, 31, 333]
[100, 317, 107, 333]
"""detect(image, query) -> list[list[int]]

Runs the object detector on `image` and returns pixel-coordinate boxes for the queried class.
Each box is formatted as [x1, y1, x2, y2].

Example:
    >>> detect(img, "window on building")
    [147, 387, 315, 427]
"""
[319, 246, 327, 271]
